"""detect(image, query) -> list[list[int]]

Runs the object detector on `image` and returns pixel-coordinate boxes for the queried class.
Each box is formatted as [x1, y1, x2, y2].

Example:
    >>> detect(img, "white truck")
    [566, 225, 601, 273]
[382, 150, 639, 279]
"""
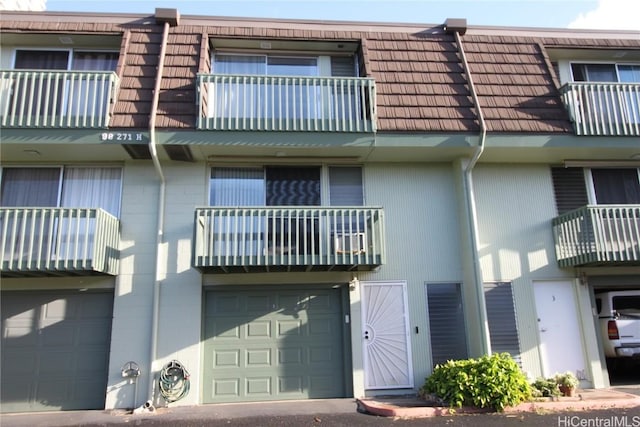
[595, 290, 640, 367]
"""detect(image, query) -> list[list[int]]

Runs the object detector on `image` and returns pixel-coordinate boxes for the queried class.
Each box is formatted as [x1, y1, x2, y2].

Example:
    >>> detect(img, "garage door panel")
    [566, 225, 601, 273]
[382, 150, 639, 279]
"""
[248, 377, 272, 395]
[203, 286, 347, 403]
[247, 320, 271, 338]
[43, 298, 71, 319]
[39, 351, 74, 373]
[247, 348, 271, 366]
[79, 321, 113, 345]
[213, 378, 239, 397]
[212, 321, 241, 339]
[214, 350, 240, 368]
[247, 295, 272, 312]
[279, 376, 302, 393]
[2, 350, 36, 374]
[277, 319, 302, 336]
[279, 347, 302, 364]
[41, 325, 76, 346]
[1, 291, 113, 412]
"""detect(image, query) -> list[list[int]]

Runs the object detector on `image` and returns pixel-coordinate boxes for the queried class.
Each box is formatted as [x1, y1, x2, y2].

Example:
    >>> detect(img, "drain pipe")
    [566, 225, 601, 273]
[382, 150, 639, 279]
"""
[145, 8, 179, 409]
[445, 19, 491, 355]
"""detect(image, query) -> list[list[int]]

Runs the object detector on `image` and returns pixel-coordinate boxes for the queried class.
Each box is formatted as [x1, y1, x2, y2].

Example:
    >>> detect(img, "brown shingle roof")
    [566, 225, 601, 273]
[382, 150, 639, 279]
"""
[2, 13, 639, 133]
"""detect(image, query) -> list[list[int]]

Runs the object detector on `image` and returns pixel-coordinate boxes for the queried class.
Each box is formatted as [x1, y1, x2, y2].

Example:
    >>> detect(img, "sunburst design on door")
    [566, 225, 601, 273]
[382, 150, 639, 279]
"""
[362, 282, 413, 389]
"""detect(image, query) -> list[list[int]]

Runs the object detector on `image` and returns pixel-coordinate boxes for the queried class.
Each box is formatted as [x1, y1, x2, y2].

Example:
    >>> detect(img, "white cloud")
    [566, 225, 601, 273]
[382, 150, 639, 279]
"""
[0, 0, 46, 11]
[568, 0, 640, 31]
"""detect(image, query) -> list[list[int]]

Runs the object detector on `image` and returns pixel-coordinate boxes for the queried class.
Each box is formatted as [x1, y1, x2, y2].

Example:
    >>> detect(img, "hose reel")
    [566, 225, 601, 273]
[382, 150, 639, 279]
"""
[158, 360, 190, 403]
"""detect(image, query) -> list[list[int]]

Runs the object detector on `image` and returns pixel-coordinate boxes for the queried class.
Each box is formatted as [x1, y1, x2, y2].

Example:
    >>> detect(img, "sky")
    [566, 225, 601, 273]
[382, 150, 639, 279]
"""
[0, 0, 638, 31]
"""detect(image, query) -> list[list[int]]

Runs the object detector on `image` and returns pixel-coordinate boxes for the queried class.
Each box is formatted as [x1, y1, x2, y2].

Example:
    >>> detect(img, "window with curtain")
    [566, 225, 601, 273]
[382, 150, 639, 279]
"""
[209, 166, 323, 256]
[13, 51, 69, 117]
[571, 63, 640, 125]
[591, 168, 640, 204]
[211, 54, 320, 120]
[12, 49, 119, 122]
[61, 167, 122, 216]
[1, 167, 122, 262]
[209, 167, 265, 206]
[1, 167, 122, 211]
[1, 168, 61, 207]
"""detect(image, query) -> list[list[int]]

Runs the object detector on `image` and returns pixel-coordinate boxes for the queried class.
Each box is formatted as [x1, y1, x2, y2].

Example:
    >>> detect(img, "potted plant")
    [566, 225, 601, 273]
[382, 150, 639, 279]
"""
[554, 371, 579, 397]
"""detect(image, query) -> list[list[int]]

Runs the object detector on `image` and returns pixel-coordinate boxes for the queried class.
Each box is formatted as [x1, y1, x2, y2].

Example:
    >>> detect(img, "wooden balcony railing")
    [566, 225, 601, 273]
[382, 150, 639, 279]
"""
[560, 82, 640, 136]
[194, 206, 385, 272]
[0, 208, 120, 276]
[552, 205, 640, 267]
[197, 74, 376, 132]
[0, 70, 119, 128]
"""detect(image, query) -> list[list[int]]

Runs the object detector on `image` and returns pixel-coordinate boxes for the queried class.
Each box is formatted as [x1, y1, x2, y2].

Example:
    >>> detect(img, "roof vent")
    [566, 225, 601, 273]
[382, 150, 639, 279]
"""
[444, 18, 467, 35]
[123, 144, 152, 160]
[164, 145, 194, 162]
[155, 8, 180, 27]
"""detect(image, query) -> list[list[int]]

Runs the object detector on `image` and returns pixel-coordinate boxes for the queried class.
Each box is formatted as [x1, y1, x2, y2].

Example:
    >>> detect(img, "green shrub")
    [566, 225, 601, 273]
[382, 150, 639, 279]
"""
[530, 377, 561, 398]
[420, 353, 532, 411]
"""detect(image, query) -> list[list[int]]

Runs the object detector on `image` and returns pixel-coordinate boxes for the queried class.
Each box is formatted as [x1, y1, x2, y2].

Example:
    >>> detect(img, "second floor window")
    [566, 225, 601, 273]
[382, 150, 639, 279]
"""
[5, 50, 119, 125]
[14, 50, 118, 72]
[206, 53, 362, 125]
[1, 166, 122, 217]
[214, 55, 318, 77]
[571, 63, 640, 83]
[589, 168, 640, 205]
[209, 165, 363, 207]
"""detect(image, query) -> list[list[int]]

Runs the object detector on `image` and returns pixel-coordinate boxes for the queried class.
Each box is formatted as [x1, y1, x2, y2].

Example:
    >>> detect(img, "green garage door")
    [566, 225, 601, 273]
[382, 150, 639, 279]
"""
[1, 290, 113, 412]
[203, 286, 350, 403]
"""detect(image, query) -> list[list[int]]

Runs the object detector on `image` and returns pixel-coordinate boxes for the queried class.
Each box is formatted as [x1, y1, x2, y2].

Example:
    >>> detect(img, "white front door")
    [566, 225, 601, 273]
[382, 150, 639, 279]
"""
[533, 280, 586, 378]
[361, 281, 413, 389]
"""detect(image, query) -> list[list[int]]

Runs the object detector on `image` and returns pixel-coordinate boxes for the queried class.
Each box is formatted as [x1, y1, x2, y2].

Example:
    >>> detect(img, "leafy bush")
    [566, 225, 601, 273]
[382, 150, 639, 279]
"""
[530, 377, 561, 398]
[420, 353, 532, 411]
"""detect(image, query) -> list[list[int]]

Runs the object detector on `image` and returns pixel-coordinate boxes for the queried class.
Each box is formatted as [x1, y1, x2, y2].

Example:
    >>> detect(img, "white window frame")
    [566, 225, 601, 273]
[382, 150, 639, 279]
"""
[584, 167, 640, 204]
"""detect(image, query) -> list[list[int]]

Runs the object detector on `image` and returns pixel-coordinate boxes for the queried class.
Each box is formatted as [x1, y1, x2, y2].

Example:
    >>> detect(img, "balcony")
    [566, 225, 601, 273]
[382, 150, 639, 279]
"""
[193, 206, 385, 273]
[560, 82, 640, 136]
[552, 205, 640, 267]
[197, 74, 376, 132]
[0, 70, 119, 129]
[0, 208, 120, 276]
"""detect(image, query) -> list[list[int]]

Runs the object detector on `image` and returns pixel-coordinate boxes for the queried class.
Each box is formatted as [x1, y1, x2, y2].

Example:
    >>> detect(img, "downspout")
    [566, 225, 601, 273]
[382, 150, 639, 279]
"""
[445, 19, 491, 355]
[146, 8, 179, 408]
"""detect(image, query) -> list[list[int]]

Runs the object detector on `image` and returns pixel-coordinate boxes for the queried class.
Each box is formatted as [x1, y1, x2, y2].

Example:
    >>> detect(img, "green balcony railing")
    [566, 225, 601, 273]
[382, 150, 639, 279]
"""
[0, 70, 119, 128]
[560, 82, 640, 136]
[0, 208, 120, 276]
[552, 205, 640, 267]
[194, 206, 385, 272]
[197, 74, 377, 132]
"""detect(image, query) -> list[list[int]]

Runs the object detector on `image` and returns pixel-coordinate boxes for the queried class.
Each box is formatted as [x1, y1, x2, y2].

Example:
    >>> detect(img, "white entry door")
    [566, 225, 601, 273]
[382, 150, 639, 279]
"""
[533, 280, 586, 378]
[361, 281, 413, 389]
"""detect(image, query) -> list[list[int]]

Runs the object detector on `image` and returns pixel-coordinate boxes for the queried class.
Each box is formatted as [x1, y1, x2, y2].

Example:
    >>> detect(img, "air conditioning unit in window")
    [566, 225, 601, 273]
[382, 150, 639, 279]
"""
[335, 233, 366, 254]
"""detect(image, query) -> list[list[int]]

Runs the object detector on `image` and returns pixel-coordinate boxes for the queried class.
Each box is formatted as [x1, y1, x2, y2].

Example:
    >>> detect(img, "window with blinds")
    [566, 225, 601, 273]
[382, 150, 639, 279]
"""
[426, 282, 468, 367]
[484, 282, 521, 366]
[551, 167, 589, 214]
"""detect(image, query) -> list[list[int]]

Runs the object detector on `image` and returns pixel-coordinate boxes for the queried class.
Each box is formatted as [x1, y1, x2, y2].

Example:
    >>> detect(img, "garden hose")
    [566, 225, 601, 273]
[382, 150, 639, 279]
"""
[158, 360, 190, 403]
